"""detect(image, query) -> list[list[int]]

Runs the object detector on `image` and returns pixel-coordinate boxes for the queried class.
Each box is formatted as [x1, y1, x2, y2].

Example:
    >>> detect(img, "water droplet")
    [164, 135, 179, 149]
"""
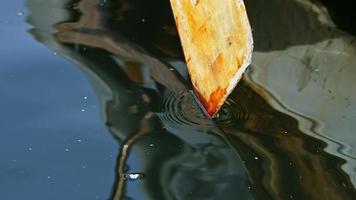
[28, 147, 33, 151]
[53, 51, 57, 56]
[47, 176, 52, 179]
[254, 156, 259, 160]
[149, 143, 154, 147]
[169, 68, 175, 71]
[82, 165, 86, 169]
[65, 148, 70, 152]
[284, 131, 288, 134]
[123, 173, 144, 180]
[81, 109, 86, 112]
[141, 18, 146, 22]
[83, 96, 88, 100]
[17, 12, 24, 16]
[77, 139, 82, 143]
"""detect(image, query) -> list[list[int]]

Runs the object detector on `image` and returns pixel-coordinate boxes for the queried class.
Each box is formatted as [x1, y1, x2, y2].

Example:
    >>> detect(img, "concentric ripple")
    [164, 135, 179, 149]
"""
[215, 98, 249, 127]
[159, 90, 249, 129]
[159, 90, 215, 129]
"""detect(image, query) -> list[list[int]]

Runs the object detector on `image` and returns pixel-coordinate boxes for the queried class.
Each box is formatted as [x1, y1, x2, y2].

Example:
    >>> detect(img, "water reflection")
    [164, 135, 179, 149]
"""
[26, 0, 356, 199]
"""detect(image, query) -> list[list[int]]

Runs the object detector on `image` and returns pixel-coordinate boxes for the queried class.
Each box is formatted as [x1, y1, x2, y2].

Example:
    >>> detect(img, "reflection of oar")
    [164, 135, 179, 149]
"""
[170, 0, 253, 116]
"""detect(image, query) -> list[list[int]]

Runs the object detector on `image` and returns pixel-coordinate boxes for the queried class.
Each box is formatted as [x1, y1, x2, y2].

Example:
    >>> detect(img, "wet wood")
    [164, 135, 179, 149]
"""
[170, 0, 253, 116]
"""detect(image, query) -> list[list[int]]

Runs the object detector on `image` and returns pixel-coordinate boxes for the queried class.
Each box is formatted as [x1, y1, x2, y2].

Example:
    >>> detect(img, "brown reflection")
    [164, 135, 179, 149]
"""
[27, 0, 356, 199]
[220, 78, 356, 199]
[113, 113, 152, 200]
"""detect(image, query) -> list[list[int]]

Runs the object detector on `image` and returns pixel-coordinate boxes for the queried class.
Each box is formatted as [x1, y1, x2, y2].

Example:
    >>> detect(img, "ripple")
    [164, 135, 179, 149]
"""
[159, 90, 215, 129]
[159, 90, 249, 130]
[215, 98, 249, 127]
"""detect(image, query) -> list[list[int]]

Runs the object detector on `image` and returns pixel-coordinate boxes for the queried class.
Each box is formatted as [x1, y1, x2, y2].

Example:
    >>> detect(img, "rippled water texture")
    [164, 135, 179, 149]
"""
[1, 0, 356, 199]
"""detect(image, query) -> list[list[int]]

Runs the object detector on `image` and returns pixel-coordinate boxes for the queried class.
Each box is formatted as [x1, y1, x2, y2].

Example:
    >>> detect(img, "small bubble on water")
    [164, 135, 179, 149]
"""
[81, 109, 86, 112]
[82, 165, 86, 169]
[53, 51, 57, 56]
[65, 148, 70, 152]
[141, 18, 146, 22]
[284, 131, 288, 134]
[123, 173, 144, 180]
[47, 176, 52, 179]
[83, 96, 88, 100]
[149, 143, 154, 147]
[12, 159, 17, 163]
[77, 139, 82, 143]
[169, 68, 175, 71]
[17, 12, 24, 16]
[254, 156, 259, 160]
[28, 147, 33, 151]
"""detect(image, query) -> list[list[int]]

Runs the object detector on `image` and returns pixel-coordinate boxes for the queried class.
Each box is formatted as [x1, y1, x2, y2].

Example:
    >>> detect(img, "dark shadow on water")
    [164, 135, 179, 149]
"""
[26, 0, 356, 199]
[38, 0, 351, 61]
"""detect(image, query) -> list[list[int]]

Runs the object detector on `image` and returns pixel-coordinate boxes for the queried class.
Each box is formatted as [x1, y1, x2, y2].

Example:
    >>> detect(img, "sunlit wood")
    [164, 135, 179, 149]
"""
[170, 0, 253, 116]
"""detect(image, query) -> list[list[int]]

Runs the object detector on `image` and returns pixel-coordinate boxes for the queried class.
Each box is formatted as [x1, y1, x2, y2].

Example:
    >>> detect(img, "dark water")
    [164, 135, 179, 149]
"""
[1, 0, 356, 199]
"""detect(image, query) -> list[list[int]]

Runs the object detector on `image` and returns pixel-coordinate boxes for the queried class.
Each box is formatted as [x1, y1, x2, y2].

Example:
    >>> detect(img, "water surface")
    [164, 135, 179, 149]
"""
[1, 0, 356, 199]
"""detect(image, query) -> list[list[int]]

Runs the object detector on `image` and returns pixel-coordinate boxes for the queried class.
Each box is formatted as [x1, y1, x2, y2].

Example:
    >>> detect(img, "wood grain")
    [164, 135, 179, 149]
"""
[170, 0, 253, 116]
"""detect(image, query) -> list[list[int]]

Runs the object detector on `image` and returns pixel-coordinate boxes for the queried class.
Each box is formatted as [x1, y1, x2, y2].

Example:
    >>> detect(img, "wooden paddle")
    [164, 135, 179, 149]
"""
[170, 0, 253, 117]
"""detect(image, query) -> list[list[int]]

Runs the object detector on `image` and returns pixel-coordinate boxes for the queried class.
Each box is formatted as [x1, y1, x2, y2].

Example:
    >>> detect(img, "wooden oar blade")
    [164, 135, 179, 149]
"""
[170, 0, 253, 116]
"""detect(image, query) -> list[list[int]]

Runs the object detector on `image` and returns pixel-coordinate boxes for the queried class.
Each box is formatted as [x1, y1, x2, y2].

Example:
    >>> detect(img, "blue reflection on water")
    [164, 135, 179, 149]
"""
[0, 1, 120, 199]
